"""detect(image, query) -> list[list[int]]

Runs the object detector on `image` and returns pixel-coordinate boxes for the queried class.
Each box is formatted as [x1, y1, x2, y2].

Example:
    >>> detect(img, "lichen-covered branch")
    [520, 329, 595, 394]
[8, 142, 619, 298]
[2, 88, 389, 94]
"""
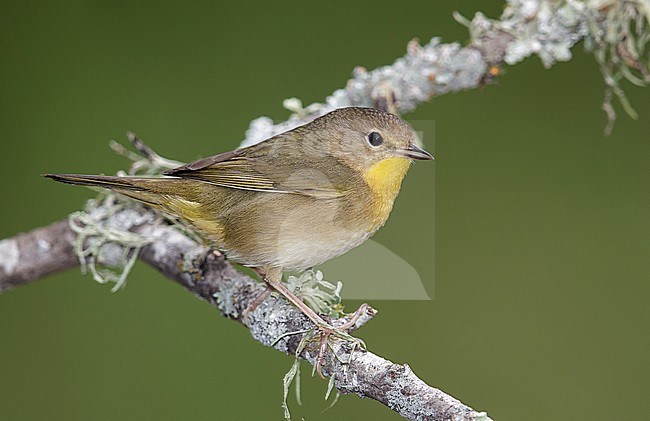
[0, 205, 491, 421]
[243, 0, 648, 145]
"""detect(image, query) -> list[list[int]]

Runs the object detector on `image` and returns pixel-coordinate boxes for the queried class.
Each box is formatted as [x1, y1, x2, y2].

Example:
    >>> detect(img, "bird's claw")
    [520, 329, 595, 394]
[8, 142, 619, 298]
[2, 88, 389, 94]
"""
[312, 318, 366, 379]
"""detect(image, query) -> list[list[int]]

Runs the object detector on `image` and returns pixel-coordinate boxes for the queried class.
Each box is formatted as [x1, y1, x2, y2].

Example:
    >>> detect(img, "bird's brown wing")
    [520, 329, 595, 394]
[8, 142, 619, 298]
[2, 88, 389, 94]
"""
[163, 142, 348, 199]
[163, 149, 240, 173]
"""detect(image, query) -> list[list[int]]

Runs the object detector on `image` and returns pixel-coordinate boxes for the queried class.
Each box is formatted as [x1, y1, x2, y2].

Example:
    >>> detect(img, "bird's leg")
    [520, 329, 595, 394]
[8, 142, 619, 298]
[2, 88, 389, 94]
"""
[261, 266, 368, 378]
[243, 266, 367, 377]
[263, 266, 332, 329]
[242, 267, 273, 325]
[243, 266, 334, 328]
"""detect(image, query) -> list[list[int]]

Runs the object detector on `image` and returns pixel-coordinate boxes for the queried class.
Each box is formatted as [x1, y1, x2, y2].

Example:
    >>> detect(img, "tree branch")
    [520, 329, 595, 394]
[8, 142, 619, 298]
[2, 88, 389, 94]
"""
[241, 1, 591, 145]
[0, 205, 491, 421]
[0, 220, 78, 291]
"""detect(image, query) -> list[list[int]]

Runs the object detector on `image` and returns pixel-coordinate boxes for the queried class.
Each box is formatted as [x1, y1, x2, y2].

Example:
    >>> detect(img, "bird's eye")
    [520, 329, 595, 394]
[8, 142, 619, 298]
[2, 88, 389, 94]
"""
[368, 131, 383, 147]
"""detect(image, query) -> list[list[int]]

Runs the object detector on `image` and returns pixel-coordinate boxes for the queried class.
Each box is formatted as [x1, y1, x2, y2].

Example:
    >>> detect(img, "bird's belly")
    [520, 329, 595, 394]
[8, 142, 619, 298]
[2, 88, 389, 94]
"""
[217, 193, 377, 271]
[269, 224, 372, 270]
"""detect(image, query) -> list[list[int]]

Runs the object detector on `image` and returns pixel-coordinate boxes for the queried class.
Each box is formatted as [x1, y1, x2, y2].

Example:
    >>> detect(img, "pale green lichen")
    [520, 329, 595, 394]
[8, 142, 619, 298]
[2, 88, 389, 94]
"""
[280, 328, 350, 421]
[474, 412, 495, 421]
[319, 371, 342, 415]
[69, 197, 152, 292]
[68, 134, 183, 291]
[285, 270, 344, 317]
[466, 0, 649, 134]
[281, 329, 312, 420]
[276, 273, 365, 420]
[584, 0, 650, 133]
[109, 132, 183, 176]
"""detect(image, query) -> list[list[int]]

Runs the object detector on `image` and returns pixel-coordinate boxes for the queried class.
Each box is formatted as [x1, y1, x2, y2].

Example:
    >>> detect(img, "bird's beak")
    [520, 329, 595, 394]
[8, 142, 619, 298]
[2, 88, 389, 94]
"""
[399, 144, 434, 160]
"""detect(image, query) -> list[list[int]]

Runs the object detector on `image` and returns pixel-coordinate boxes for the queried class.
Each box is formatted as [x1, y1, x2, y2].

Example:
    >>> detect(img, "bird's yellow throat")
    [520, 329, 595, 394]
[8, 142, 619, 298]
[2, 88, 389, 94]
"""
[364, 157, 411, 197]
[363, 157, 411, 229]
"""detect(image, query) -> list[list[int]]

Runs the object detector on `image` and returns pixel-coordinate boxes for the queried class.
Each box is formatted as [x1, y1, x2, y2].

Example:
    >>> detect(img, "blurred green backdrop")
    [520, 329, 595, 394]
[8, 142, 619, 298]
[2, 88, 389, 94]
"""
[1, 1, 649, 420]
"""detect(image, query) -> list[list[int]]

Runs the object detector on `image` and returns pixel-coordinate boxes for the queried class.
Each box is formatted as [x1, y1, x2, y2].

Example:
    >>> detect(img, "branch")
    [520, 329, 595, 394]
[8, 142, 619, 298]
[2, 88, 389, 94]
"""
[0, 220, 78, 291]
[0, 206, 491, 421]
[242, 0, 648, 144]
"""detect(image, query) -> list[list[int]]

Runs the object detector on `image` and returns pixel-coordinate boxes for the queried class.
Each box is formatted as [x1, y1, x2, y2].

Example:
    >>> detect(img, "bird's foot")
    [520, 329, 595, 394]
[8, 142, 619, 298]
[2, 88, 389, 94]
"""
[312, 304, 370, 378]
[269, 304, 370, 378]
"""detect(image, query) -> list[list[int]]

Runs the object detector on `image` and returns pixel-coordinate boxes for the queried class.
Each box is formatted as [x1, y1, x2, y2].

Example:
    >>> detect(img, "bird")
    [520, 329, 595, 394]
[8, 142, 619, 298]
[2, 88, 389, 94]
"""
[45, 107, 433, 330]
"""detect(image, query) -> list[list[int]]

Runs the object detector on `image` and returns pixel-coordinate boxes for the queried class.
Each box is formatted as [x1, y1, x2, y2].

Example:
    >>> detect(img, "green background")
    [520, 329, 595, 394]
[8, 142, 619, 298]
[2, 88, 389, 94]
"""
[1, 1, 649, 420]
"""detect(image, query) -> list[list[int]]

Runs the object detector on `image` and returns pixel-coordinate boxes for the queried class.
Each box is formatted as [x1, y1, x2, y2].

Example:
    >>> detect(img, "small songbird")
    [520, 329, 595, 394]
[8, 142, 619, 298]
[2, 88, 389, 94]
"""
[45, 107, 433, 328]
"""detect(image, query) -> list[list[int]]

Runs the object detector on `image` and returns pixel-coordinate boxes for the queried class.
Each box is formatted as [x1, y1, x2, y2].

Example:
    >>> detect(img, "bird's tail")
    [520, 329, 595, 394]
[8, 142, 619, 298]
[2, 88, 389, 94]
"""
[43, 173, 181, 209]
